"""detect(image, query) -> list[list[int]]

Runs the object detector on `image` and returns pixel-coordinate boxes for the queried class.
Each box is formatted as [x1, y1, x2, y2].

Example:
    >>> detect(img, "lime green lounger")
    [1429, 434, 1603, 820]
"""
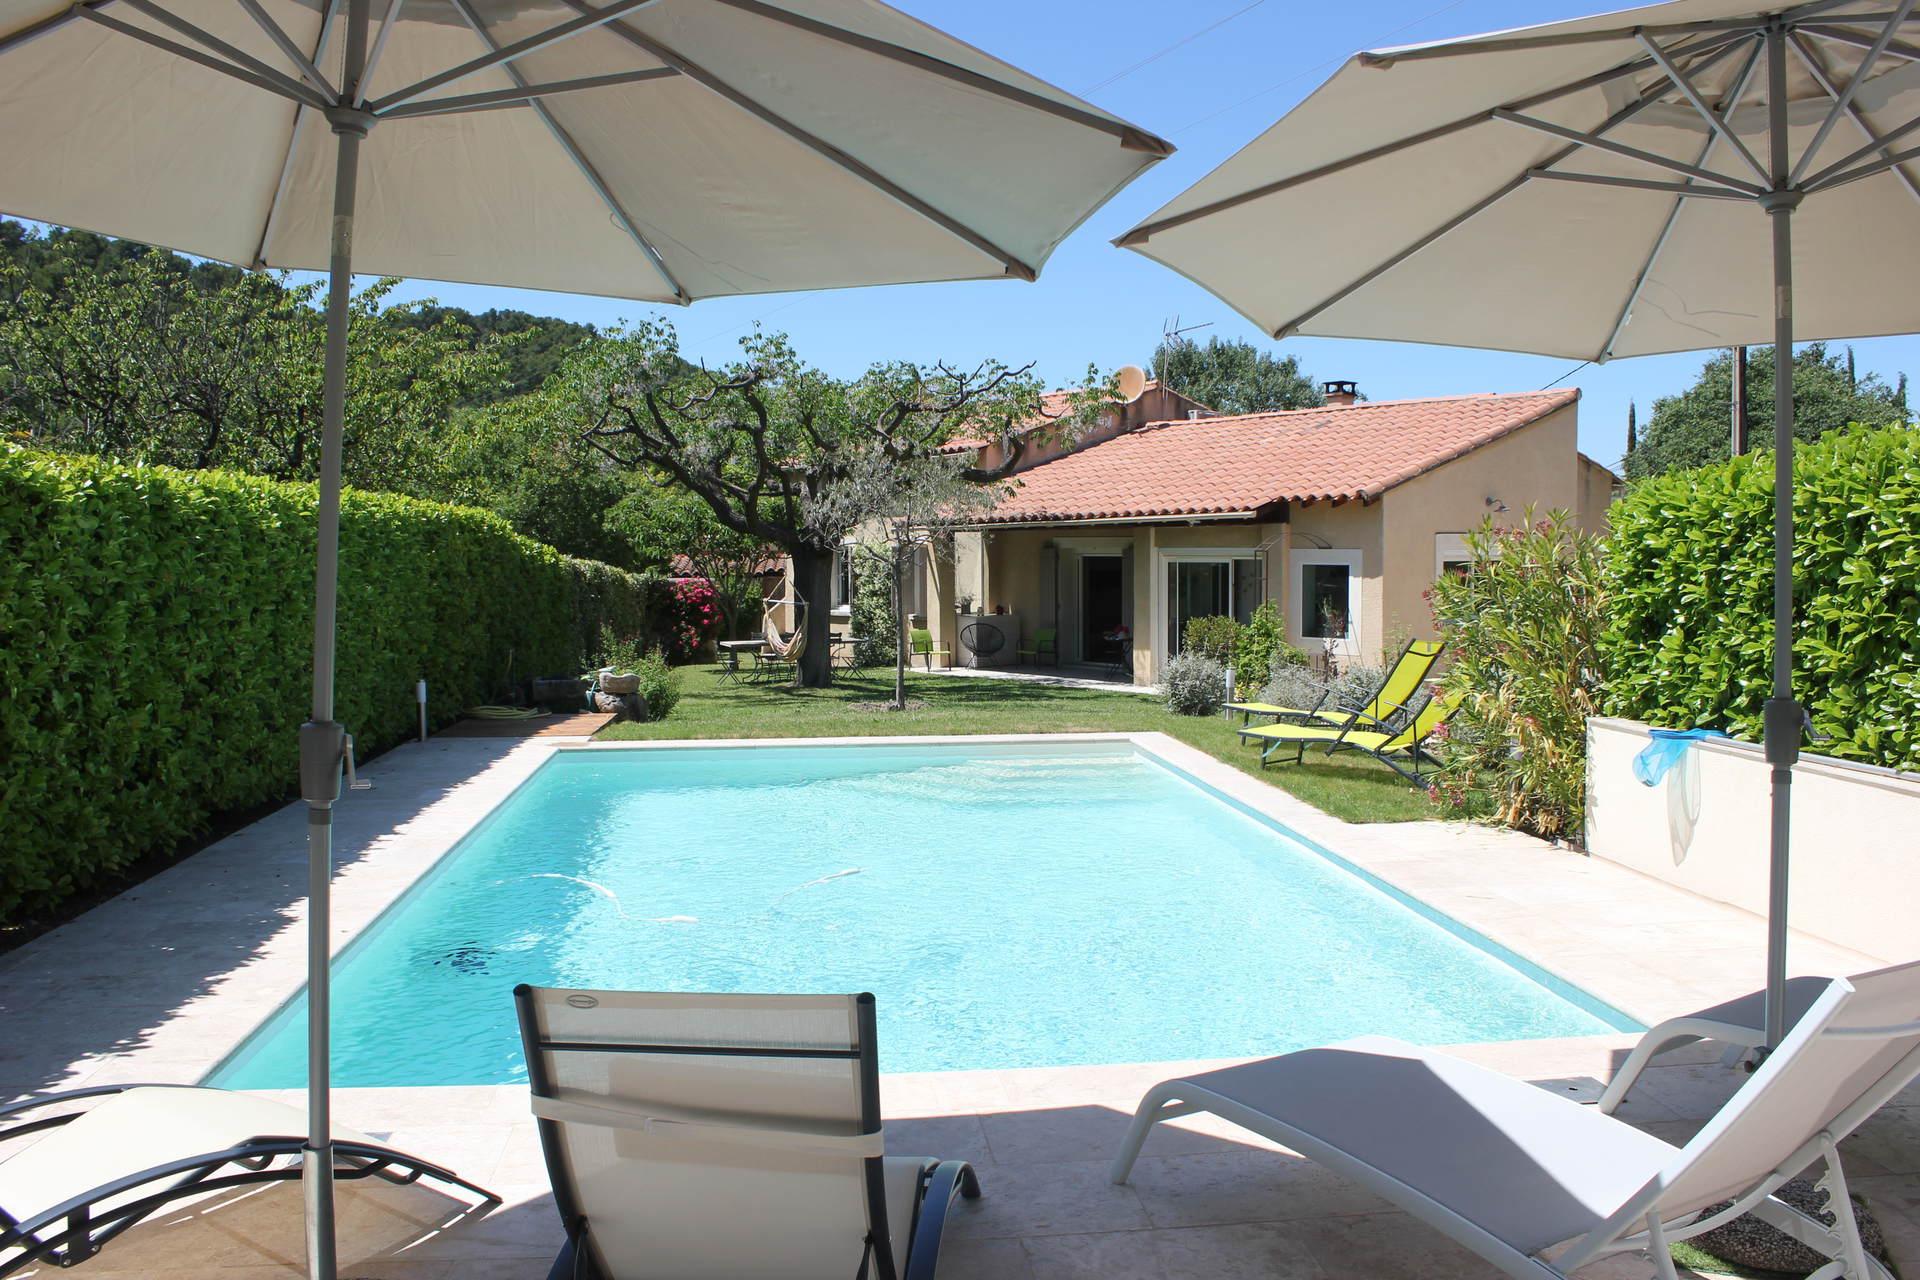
[1226, 639, 1444, 731]
[1238, 686, 1462, 782]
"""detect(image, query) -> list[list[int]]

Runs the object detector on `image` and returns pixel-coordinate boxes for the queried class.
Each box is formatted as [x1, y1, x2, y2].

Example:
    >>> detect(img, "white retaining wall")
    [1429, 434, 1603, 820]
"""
[1585, 716, 1920, 963]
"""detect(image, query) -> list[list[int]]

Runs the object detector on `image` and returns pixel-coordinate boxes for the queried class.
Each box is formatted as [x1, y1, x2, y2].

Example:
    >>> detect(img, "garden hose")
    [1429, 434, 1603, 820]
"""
[465, 705, 547, 720]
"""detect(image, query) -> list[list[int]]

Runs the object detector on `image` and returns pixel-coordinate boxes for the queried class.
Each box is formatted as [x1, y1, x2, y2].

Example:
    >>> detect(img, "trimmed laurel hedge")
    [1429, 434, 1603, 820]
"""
[0, 447, 664, 922]
[1602, 424, 1920, 772]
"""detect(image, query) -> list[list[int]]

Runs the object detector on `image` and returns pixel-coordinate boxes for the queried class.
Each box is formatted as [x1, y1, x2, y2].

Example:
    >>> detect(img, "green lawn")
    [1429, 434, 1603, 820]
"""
[597, 665, 1437, 824]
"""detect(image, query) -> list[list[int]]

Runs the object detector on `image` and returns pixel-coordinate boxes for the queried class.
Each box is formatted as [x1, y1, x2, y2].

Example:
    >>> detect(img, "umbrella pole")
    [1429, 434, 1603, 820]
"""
[1760, 19, 1803, 1053]
[301, 6, 371, 1277]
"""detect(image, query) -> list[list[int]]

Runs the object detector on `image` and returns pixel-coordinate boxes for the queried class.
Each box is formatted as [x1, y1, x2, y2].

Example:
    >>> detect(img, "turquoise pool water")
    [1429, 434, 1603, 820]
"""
[212, 742, 1635, 1087]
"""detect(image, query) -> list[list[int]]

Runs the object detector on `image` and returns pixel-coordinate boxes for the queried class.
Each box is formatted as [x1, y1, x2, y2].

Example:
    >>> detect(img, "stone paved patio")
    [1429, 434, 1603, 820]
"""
[2, 730, 1911, 1279]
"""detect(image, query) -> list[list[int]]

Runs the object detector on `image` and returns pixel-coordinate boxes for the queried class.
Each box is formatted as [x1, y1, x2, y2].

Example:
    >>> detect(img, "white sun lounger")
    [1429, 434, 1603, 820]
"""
[0, 1084, 497, 1277]
[1112, 960, 1920, 1280]
[1598, 974, 1835, 1114]
[514, 986, 980, 1280]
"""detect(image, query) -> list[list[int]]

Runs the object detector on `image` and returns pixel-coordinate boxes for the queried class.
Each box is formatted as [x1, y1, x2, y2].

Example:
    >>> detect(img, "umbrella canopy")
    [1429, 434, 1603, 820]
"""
[2, 0, 1169, 298]
[1119, 0, 1920, 1058]
[0, 3, 1168, 1275]
[1119, 0, 1918, 358]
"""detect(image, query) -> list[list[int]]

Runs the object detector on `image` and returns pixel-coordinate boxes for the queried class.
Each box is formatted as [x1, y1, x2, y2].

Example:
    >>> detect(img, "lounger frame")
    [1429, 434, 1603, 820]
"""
[1111, 991, 1920, 1280]
[1236, 693, 1446, 783]
[0, 1084, 499, 1278]
[513, 986, 979, 1280]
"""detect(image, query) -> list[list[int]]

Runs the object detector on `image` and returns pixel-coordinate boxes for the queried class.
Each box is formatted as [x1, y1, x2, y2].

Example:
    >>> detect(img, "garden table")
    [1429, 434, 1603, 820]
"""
[717, 640, 765, 685]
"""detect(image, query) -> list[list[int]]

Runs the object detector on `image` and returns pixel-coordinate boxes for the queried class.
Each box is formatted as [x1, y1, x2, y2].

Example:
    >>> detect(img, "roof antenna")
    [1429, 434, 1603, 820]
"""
[1162, 315, 1213, 342]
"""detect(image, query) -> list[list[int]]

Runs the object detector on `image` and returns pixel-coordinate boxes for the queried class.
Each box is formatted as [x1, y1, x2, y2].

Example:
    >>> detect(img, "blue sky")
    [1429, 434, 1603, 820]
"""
[368, 0, 1920, 469]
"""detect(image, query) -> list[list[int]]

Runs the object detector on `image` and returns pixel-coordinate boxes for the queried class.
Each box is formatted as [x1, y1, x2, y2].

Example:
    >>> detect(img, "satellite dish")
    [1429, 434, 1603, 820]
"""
[1114, 364, 1148, 403]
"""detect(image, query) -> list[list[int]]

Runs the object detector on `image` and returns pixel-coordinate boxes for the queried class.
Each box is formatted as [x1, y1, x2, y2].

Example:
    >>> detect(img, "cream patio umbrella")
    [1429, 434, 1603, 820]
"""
[0, 2, 1169, 1273]
[1117, 0, 1920, 1062]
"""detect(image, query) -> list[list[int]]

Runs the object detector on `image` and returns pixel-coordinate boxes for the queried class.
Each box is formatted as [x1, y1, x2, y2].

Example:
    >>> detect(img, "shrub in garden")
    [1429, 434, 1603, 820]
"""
[634, 649, 679, 721]
[1260, 656, 1388, 725]
[664, 577, 719, 662]
[0, 446, 662, 923]
[1603, 424, 1920, 772]
[1232, 601, 1302, 696]
[1163, 652, 1229, 716]
[849, 548, 899, 669]
[1429, 509, 1607, 839]
[1181, 614, 1242, 665]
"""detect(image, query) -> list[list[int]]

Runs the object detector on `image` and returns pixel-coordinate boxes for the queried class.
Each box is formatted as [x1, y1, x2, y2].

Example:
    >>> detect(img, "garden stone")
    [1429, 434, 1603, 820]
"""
[1689, 1177, 1885, 1275]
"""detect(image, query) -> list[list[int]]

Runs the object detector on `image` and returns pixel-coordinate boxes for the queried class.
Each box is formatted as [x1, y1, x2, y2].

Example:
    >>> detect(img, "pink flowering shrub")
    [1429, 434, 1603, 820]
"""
[665, 577, 720, 662]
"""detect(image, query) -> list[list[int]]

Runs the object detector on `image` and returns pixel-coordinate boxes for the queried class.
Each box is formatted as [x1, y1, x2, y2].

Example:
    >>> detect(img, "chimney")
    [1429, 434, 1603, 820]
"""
[1323, 380, 1358, 406]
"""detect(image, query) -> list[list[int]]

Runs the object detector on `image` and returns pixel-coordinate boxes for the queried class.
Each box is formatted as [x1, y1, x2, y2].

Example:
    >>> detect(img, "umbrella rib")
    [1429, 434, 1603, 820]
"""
[1796, 25, 1920, 183]
[1272, 49, 1743, 341]
[1527, 170, 1752, 198]
[1599, 39, 1765, 361]
[557, 0, 1040, 281]
[1491, 108, 1766, 195]
[1358, 15, 1763, 65]
[234, 0, 339, 99]
[376, 67, 679, 119]
[358, 0, 405, 106]
[107, 0, 332, 108]
[1115, 29, 1752, 246]
[1637, 32, 1769, 183]
[252, 0, 340, 268]
[365, 0, 665, 113]
[0, 1, 102, 58]
[1791, 31, 1920, 205]
[708, 0, 1172, 157]
[444, 0, 689, 303]
[1801, 23, 1920, 61]
[1793, 0, 1920, 183]
[1807, 136, 1920, 189]
[1800, 104, 1920, 182]
[73, 6, 327, 109]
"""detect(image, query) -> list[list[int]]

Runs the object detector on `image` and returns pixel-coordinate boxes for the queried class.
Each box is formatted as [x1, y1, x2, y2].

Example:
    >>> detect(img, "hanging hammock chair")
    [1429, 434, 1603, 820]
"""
[761, 576, 808, 664]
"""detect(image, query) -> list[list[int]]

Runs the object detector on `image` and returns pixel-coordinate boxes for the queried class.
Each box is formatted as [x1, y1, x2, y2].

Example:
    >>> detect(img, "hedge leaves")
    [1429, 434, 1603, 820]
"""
[1603, 424, 1920, 772]
[0, 447, 662, 922]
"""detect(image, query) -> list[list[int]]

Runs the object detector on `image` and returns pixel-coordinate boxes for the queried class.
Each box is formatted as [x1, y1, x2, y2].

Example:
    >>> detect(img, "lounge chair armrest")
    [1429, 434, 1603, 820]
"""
[0, 1084, 155, 1123]
[904, 1160, 981, 1280]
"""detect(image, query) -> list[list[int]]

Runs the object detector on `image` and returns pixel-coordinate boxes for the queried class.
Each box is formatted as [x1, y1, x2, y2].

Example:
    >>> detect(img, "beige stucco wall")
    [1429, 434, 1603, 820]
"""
[1576, 453, 1622, 533]
[1283, 501, 1385, 663]
[1375, 403, 1587, 655]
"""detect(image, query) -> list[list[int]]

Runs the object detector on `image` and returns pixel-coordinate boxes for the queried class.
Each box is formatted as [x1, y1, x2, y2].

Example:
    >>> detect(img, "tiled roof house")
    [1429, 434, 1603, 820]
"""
[827, 378, 1617, 685]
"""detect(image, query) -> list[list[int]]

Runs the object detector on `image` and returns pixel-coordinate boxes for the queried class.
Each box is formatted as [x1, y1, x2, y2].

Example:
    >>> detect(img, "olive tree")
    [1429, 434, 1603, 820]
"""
[563, 323, 1096, 687]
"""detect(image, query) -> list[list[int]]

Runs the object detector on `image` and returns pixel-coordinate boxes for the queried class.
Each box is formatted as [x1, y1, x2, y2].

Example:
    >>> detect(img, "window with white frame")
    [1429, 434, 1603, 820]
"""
[907, 546, 929, 620]
[831, 544, 854, 613]
[1435, 532, 1472, 580]
[1292, 549, 1362, 647]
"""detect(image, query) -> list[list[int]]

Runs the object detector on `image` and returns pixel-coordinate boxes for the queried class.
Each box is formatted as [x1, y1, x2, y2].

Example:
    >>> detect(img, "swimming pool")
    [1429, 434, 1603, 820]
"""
[212, 740, 1635, 1088]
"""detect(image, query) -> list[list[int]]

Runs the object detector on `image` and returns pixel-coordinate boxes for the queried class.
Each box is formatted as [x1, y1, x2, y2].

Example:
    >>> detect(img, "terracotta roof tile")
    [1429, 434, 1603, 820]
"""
[975, 389, 1579, 524]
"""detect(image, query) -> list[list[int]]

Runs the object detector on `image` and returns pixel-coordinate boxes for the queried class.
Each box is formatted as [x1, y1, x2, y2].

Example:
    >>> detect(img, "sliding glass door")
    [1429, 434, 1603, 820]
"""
[1166, 556, 1262, 655]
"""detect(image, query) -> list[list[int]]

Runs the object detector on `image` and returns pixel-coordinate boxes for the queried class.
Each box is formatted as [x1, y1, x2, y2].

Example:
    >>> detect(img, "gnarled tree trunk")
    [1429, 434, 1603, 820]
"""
[789, 545, 834, 689]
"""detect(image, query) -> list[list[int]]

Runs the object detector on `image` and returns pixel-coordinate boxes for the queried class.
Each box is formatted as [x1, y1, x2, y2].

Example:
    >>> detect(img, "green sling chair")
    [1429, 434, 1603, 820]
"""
[1237, 686, 1464, 783]
[1226, 639, 1444, 732]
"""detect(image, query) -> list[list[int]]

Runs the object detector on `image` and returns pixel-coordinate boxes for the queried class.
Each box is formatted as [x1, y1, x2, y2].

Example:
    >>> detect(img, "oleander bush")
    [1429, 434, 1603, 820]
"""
[1602, 423, 1920, 772]
[0, 446, 665, 922]
[1430, 510, 1607, 840]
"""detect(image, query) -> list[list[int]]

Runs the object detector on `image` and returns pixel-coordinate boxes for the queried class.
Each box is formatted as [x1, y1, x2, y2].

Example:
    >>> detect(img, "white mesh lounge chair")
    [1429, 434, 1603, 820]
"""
[514, 986, 981, 1280]
[1112, 961, 1920, 1280]
[1598, 974, 1837, 1115]
[0, 1084, 497, 1277]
